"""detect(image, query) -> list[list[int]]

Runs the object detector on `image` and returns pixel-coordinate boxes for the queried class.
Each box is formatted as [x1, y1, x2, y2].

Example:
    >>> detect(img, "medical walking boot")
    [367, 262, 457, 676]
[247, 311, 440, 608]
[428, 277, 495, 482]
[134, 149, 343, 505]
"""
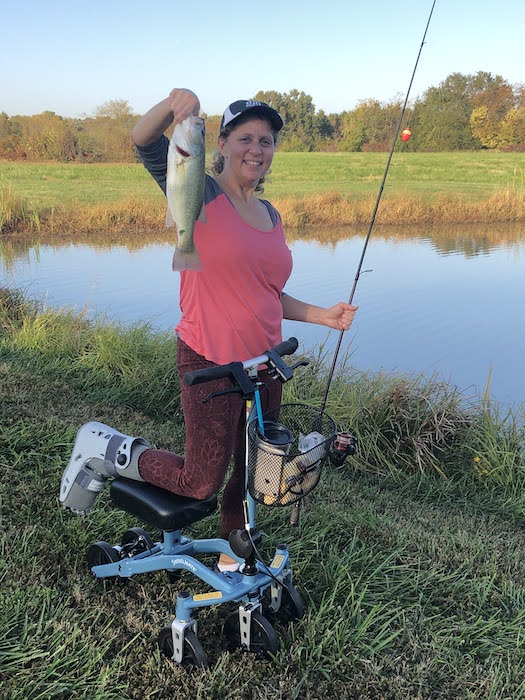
[59, 421, 150, 514]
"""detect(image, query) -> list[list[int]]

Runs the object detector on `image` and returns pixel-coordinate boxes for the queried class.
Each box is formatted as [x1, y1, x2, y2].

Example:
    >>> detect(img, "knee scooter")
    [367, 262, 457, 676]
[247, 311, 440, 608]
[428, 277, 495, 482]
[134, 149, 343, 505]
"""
[79, 337, 342, 667]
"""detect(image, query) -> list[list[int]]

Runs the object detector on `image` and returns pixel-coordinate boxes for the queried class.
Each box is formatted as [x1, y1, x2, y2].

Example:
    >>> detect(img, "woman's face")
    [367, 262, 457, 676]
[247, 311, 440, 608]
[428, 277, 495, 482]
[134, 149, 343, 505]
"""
[218, 117, 276, 186]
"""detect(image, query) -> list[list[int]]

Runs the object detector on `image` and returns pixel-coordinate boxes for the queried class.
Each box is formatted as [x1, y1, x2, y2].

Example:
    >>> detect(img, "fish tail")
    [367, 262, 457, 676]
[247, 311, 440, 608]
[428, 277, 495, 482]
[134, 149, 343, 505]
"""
[172, 248, 202, 272]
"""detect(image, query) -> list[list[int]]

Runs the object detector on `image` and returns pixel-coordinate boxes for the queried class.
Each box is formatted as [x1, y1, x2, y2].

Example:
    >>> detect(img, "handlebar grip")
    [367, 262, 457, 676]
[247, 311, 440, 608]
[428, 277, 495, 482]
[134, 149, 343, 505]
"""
[184, 362, 236, 386]
[273, 337, 298, 357]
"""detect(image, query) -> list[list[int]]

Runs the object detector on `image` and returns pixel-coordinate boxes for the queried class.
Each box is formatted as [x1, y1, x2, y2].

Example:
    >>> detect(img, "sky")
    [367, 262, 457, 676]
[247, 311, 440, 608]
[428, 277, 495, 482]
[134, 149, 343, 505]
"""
[2, 0, 524, 119]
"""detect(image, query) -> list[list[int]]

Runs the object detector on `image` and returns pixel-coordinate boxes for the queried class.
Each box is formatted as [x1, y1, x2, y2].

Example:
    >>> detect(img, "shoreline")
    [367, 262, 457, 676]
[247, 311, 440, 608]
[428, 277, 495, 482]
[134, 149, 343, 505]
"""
[2, 189, 525, 235]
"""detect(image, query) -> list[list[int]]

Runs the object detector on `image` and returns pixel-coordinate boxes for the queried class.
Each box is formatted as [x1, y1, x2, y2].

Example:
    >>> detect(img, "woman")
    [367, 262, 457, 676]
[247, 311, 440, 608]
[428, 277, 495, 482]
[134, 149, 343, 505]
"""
[59, 89, 357, 572]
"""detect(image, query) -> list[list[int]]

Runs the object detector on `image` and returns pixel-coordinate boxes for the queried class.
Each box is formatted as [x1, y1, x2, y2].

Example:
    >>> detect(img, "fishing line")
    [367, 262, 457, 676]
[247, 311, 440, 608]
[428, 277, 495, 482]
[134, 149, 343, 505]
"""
[320, 0, 438, 413]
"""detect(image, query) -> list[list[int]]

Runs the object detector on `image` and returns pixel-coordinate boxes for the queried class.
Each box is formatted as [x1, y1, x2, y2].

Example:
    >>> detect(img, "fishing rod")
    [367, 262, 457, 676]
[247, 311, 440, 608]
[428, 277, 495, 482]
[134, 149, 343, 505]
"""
[319, 0, 438, 414]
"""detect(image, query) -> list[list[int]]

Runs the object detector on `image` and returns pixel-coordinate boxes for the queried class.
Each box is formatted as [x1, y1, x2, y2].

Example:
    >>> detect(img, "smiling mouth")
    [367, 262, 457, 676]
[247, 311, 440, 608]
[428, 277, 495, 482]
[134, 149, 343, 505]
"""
[244, 160, 262, 166]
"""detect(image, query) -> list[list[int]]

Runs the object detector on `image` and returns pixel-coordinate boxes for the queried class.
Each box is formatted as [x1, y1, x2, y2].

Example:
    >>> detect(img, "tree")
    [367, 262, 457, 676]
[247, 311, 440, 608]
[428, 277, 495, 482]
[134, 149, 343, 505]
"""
[468, 71, 514, 116]
[470, 106, 499, 148]
[95, 99, 135, 121]
[411, 72, 518, 151]
[253, 89, 319, 151]
[312, 110, 334, 148]
[13, 111, 81, 161]
[498, 107, 525, 149]
[338, 98, 405, 151]
[411, 73, 482, 150]
[468, 72, 514, 148]
[0, 112, 23, 158]
[91, 99, 137, 161]
[339, 108, 367, 151]
[2, 73, 524, 159]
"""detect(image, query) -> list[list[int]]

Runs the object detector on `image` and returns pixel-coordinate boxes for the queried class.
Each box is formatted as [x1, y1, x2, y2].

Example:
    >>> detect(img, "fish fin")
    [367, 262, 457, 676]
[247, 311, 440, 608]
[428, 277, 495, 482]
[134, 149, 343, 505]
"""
[197, 203, 207, 223]
[172, 248, 202, 272]
[166, 206, 175, 228]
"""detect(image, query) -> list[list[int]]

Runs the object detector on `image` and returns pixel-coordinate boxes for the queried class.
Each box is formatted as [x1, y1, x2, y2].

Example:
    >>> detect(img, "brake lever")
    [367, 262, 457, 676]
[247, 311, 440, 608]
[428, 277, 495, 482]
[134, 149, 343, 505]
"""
[289, 360, 310, 371]
[203, 387, 242, 403]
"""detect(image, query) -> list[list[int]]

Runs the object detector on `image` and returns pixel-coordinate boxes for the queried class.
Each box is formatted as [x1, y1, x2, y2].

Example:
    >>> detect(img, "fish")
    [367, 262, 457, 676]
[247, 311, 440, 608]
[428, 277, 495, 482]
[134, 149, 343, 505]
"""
[166, 115, 206, 271]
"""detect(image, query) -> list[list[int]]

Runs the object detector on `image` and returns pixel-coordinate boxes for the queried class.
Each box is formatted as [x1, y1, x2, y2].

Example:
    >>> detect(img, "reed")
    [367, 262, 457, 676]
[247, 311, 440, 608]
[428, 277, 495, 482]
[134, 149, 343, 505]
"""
[2, 188, 525, 236]
[0, 195, 166, 235]
[0, 184, 41, 233]
[275, 187, 525, 229]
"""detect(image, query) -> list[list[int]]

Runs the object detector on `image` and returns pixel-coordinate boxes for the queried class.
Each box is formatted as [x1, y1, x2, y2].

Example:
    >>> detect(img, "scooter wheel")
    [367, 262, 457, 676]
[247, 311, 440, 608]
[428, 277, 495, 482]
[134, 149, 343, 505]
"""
[263, 581, 305, 622]
[223, 610, 279, 657]
[158, 626, 208, 668]
[86, 541, 120, 580]
[277, 582, 305, 622]
[120, 527, 154, 556]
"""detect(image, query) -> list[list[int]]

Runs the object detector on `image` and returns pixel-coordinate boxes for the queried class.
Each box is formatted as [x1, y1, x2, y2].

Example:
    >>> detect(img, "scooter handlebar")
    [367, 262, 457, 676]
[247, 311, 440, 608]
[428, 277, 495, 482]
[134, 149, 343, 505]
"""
[183, 337, 299, 387]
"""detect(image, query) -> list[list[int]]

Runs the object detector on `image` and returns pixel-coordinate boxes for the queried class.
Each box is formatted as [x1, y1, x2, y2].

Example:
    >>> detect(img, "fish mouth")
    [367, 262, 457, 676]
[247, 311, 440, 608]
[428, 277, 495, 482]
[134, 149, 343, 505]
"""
[176, 146, 191, 157]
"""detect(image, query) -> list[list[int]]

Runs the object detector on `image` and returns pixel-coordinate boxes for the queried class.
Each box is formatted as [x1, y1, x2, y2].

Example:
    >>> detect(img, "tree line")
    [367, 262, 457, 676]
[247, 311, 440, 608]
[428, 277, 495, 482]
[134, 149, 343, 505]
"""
[1, 72, 524, 162]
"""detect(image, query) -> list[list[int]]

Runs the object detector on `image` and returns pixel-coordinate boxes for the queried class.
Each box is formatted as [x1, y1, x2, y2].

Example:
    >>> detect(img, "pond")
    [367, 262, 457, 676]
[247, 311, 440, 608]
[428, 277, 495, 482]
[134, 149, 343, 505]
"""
[1, 223, 524, 407]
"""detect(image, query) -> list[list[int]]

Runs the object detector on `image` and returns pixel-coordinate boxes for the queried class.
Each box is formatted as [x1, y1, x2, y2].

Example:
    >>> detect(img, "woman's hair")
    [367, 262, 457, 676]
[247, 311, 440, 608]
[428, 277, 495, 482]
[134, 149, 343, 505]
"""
[210, 108, 280, 194]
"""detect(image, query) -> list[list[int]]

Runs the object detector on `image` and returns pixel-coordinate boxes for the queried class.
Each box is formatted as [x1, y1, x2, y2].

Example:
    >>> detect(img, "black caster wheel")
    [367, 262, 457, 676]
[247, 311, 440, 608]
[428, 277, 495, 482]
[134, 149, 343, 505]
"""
[158, 626, 208, 668]
[120, 527, 154, 557]
[86, 541, 120, 581]
[223, 610, 279, 658]
[276, 582, 305, 622]
[264, 581, 305, 622]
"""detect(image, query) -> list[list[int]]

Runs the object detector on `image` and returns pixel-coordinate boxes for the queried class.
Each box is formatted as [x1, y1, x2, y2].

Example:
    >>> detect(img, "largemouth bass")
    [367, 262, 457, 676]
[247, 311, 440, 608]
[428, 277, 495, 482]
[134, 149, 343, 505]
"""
[166, 115, 206, 271]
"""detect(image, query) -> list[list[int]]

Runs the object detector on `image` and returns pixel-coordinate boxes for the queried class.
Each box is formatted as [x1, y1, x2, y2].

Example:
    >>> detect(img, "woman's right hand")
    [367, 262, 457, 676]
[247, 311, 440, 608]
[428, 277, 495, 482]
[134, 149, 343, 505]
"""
[131, 89, 201, 147]
[168, 89, 201, 124]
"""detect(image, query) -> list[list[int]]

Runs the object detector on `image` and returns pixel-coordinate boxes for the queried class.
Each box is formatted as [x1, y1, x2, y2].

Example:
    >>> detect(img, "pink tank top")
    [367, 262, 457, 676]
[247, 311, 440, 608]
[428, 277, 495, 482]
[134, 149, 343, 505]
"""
[176, 183, 293, 364]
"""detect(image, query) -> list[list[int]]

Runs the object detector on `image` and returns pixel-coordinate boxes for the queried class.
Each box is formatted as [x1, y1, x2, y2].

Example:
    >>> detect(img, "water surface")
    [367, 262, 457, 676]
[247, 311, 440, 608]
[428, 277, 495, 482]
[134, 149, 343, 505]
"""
[1, 224, 523, 406]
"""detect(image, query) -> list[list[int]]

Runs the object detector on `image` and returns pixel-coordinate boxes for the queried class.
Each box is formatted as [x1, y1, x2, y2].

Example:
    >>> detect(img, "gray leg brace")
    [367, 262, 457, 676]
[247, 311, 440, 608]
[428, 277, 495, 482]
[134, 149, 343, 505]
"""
[59, 421, 150, 514]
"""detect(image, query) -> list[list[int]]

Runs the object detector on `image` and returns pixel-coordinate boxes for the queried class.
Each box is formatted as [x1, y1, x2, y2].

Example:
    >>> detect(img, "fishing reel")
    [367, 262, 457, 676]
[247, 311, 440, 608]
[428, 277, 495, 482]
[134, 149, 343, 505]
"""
[329, 432, 357, 467]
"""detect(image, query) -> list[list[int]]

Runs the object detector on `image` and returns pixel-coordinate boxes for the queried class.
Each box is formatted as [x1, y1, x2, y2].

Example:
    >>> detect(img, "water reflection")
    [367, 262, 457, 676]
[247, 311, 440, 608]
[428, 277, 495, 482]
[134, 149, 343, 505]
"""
[1, 223, 524, 406]
[285, 222, 525, 258]
[0, 231, 172, 273]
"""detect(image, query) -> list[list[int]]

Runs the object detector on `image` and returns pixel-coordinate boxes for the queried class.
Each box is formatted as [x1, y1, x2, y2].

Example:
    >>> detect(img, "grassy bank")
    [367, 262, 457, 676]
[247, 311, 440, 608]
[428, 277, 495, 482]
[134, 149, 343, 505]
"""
[1, 288, 525, 699]
[1, 152, 525, 234]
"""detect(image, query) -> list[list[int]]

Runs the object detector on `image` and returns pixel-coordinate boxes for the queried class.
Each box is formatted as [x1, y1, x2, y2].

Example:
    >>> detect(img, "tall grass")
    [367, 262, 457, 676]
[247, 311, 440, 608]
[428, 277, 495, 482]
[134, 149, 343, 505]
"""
[2, 287, 525, 699]
[1, 288, 181, 417]
[0, 184, 41, 233]
[285, 346, 525, 484]
[275, 187, 525, 228]
[2, 187, 525, 236]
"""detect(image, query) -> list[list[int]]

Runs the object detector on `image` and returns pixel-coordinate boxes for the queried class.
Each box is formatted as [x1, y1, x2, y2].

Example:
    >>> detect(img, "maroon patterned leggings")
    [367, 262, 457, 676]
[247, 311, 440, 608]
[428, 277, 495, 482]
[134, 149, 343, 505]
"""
[138, 337, 282, 539]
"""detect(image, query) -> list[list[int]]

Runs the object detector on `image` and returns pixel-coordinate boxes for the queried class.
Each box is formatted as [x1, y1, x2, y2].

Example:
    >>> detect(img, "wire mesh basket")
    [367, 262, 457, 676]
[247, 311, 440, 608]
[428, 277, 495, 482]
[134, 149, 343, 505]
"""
[247, 403, 336, 507]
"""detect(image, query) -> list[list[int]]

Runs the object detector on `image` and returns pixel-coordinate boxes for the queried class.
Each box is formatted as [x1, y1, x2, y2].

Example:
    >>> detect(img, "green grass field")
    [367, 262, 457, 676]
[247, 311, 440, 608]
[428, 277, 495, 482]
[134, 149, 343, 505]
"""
[267, 151, 525, 201]
[1, 151, 524, 207]
[1, 289, 525, 699]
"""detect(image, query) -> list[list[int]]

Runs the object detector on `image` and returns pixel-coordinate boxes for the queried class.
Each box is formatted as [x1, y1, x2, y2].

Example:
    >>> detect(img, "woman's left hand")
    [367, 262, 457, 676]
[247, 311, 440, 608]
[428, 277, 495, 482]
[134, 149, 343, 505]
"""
[280, 293, 358, 330]
[321, 302, 358, 331]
